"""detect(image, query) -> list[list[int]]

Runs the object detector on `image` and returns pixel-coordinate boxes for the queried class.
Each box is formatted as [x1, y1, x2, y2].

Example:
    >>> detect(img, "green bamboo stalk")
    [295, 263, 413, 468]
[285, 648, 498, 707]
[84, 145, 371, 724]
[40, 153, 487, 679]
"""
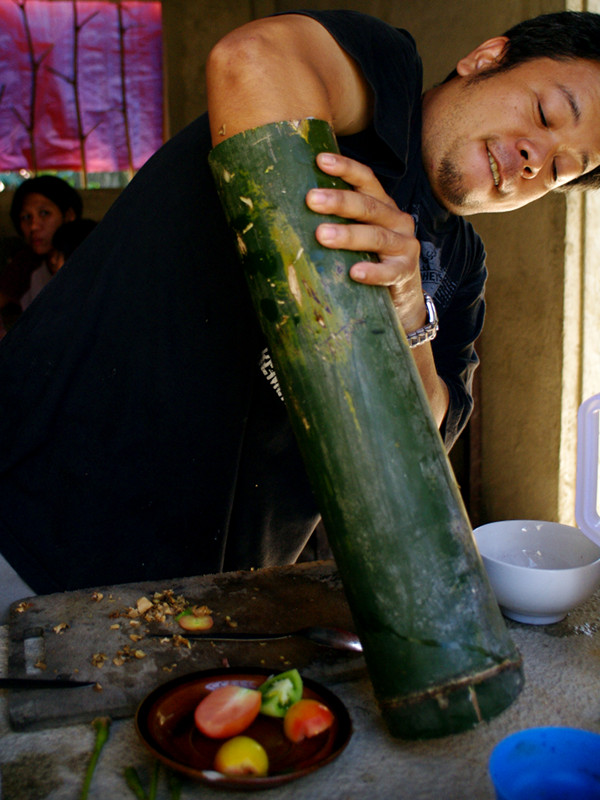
[208, 118, 523, 739]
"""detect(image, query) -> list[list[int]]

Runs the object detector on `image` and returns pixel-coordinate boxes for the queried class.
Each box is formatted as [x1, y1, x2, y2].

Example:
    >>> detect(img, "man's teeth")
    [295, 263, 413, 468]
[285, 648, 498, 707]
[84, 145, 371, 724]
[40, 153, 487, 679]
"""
[488, 151, 500, 186]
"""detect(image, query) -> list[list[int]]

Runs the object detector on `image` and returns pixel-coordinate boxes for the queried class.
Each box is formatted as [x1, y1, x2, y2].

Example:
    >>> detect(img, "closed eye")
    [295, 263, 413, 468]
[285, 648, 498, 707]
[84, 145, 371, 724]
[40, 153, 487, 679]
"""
[537, 102, 559, 181]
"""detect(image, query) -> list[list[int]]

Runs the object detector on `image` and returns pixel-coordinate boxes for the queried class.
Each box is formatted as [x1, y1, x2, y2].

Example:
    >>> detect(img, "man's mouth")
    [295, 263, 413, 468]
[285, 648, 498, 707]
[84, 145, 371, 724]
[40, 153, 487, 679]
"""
[488, 149, 500, 187]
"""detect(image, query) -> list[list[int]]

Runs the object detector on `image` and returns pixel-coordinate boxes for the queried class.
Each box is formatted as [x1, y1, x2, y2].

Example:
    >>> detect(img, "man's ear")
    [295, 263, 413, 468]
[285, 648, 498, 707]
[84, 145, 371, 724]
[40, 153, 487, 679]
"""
[456, 36, 509, 77]
[64, 208, 77, 223]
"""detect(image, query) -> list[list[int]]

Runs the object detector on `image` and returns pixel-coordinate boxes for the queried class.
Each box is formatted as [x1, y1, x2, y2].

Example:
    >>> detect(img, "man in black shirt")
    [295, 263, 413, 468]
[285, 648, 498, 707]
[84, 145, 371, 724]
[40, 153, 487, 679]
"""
[1, 10, 600, 601]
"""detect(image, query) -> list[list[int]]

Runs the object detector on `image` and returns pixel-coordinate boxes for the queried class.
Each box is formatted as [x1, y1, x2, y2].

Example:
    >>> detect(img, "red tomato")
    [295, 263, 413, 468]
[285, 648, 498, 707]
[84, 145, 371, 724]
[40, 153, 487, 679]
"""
[194, 685, 262, 739]
[283, 698, 335, 743]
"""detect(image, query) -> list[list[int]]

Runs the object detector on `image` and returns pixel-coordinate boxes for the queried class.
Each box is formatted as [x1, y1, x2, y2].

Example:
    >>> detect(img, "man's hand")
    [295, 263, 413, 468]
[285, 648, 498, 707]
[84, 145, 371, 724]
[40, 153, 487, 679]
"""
[306, 152, 449, 427]
[306, 153, 427, 334]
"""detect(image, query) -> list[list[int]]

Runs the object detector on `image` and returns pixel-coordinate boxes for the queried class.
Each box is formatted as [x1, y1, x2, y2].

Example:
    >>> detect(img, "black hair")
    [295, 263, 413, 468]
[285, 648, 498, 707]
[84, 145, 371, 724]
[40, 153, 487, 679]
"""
[501, 12, 600, 68]
[52, 218, 97, 261]
[10, 175, 83, 233]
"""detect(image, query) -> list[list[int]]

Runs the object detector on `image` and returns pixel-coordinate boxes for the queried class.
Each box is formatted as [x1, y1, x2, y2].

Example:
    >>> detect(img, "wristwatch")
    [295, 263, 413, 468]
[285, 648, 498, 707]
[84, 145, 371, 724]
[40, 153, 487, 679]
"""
[406, 293, 439, 349]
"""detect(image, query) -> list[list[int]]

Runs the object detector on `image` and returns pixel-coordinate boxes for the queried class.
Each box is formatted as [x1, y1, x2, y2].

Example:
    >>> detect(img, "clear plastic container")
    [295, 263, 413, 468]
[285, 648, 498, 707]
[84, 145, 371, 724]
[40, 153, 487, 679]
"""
[576, 394, 600, 547]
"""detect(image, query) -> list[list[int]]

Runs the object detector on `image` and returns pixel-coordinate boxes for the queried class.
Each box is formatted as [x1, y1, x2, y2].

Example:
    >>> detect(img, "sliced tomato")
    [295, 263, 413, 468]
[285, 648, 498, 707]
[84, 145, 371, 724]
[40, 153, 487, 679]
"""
[283, 698, 335, 743]
[177, 612, 213, 632]
[194, 684, 262, 739]
[176, 606, 214, 632]
[214, 735, 269, 777]
[259, 668, 303, 718]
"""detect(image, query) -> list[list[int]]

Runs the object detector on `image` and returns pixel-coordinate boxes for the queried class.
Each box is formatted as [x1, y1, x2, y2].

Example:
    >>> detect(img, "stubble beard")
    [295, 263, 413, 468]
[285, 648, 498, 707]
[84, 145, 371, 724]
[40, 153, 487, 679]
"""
[436, 154, 471, 212]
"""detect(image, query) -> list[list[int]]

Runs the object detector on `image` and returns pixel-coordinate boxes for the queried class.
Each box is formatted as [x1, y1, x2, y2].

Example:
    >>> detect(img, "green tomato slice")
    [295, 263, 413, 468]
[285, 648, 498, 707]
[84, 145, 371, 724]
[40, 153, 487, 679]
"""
[259, 669, 303, 718]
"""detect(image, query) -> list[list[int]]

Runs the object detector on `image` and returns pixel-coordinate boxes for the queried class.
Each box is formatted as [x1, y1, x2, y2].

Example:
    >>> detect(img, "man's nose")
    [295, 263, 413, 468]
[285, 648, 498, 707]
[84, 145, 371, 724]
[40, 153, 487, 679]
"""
[517, 137, 550, 179]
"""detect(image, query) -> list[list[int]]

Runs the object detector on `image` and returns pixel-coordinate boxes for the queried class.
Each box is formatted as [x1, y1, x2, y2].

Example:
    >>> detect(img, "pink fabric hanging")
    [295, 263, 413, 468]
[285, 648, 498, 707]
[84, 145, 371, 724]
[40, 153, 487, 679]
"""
[0, 0, 163, 174]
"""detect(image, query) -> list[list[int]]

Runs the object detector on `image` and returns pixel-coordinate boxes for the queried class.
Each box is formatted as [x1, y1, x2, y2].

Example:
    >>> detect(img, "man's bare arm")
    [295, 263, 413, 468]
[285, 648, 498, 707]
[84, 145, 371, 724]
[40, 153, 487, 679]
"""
[206, 15, 449, 427]
[206, 15, 372, 144]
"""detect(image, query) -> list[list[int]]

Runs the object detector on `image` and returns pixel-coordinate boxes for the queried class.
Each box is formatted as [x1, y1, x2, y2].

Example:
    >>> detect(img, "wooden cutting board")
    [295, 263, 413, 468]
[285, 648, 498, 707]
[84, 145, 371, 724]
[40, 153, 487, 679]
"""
[6, 560, 364, 731]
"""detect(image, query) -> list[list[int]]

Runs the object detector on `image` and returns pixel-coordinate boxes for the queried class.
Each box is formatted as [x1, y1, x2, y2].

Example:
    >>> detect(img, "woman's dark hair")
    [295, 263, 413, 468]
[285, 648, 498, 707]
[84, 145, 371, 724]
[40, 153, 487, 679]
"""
[10, 175, 83, 233]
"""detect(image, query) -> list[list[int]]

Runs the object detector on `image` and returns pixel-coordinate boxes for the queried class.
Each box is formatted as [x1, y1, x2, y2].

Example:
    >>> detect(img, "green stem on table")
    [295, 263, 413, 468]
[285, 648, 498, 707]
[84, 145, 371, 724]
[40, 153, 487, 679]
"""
[79, 716, 111, 800]
[148, 760, 159, 800]
[167, 770, 182, 800]
[124, 766, 148, 800]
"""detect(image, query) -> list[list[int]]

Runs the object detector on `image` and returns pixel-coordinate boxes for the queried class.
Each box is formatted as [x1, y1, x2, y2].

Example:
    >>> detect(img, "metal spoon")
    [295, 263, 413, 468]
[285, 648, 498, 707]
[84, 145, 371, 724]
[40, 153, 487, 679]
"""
[150, 625, 363, 652]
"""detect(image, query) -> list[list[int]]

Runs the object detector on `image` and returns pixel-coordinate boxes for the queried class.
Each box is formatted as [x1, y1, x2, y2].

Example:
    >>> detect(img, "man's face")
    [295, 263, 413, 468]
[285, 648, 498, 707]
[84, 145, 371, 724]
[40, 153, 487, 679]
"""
[421, 51, 600, 215]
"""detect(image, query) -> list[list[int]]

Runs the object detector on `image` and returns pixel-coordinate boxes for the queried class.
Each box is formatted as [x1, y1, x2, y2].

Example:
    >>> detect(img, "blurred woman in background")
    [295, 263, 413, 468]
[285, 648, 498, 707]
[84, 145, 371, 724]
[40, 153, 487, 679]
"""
[0, 175, 82, 321]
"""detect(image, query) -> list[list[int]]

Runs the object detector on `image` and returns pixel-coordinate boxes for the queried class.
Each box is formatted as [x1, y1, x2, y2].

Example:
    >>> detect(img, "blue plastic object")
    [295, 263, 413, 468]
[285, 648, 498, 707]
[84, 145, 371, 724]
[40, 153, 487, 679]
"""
[489, 727, 600, 800]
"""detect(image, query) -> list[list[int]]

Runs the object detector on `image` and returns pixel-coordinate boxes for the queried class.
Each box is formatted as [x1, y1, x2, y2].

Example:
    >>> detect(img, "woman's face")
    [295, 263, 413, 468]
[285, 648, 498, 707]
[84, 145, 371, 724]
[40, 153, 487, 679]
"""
[19, 193, 75, 256]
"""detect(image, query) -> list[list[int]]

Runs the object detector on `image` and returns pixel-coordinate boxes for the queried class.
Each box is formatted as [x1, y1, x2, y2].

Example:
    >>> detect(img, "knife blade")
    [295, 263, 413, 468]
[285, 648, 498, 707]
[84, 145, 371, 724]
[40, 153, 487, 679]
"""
[0, 677, 96, 689]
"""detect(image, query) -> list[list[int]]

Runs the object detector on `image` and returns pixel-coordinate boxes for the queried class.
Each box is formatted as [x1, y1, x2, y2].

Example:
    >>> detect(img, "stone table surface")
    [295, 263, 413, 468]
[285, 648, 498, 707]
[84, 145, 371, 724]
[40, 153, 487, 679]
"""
[0, 568, 599, 800]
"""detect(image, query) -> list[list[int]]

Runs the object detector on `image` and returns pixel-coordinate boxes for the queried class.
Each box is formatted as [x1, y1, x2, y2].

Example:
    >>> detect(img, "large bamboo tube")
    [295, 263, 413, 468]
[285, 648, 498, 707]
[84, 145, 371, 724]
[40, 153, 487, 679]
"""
[208, 119, 523, 739]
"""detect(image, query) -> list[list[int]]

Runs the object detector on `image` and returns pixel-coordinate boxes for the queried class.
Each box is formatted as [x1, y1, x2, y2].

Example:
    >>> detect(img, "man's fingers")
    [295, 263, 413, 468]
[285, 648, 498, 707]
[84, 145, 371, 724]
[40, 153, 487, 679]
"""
[315, 221, 419, 262]
[310, 152, 422, 296]
[315, 152, 390, 202]
[307, 187, 414, 235]
[348, 259, 416, 287]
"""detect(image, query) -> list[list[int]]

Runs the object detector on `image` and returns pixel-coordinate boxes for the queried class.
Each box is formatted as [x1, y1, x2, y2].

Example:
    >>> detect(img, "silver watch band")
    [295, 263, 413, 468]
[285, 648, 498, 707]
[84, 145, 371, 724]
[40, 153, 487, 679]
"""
[406, 293, 439, 349]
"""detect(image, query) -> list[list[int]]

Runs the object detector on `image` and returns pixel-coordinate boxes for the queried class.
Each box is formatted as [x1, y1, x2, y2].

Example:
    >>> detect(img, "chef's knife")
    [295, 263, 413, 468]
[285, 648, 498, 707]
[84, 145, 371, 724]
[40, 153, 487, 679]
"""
[0, 677, 96, 689]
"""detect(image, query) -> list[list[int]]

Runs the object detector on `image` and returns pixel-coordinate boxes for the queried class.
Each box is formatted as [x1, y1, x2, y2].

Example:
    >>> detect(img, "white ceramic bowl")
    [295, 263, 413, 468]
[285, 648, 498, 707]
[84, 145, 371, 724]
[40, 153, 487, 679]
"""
[473, 520, 600, 624]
